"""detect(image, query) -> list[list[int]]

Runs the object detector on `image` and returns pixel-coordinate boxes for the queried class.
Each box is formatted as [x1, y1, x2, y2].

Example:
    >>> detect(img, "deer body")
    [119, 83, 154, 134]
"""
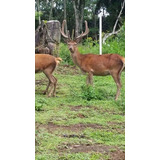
[35, 54, 62, 97]
[70, 47, 124, 76]
[61, 20, 125, 100]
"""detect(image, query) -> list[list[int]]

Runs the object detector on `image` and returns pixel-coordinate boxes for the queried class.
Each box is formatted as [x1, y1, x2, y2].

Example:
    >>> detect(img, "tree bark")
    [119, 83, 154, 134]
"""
[93, 11, 97, 40]
[35, 20, 61, 56]
[73, 0, 85, 37]
[37, 0, 41, 25]
[64, 0, 68, 34]
[79, 1, 85, 32]
[49, 0, 54, 20]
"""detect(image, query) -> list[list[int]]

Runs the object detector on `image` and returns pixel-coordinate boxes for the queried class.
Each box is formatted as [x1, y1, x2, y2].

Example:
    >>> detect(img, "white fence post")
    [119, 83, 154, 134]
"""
[98, 10, 103, 55]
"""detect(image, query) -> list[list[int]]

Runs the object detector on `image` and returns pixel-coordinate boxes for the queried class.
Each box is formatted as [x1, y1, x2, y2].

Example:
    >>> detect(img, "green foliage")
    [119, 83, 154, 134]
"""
[35, 97, 48, 111]
[35, 11, 43, 21]
[103, 24, 125, 57]
[35, 0, 125, 38]
[81, 85, 106, 101]
[59, 43, 74, 65]
[95, 0, 125, 32]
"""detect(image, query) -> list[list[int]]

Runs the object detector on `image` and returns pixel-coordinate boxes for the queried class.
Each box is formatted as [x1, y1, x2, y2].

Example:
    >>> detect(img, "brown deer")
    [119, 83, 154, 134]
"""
[60, 20, 125, 100]
[35, 54, 62, 97]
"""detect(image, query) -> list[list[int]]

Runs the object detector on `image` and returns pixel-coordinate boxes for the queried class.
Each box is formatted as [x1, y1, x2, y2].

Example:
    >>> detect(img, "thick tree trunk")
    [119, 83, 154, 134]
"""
[35, 20, 61, 56]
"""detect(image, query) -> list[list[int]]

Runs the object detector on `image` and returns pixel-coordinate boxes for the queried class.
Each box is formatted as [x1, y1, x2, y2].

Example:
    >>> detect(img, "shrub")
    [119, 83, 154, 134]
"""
[81, 85, 106, 101]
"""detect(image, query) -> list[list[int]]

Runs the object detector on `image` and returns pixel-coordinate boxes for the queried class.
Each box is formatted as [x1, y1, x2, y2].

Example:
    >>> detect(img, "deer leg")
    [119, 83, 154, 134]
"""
[43, 81, 50, 95]
[86, 72, 93, 85]
[111, 72, 122, 101]
[43, 68, 57, 97]
[45, 74, 56, 97]
[49, 75, 57, 97]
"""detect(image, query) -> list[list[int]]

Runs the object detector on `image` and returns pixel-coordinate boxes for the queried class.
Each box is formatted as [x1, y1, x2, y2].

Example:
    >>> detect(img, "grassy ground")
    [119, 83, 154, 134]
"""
[35, 64, 125, 160]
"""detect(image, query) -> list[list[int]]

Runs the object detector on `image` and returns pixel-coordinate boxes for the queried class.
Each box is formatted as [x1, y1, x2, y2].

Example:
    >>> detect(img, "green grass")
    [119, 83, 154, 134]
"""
[35, 64, 125, 160]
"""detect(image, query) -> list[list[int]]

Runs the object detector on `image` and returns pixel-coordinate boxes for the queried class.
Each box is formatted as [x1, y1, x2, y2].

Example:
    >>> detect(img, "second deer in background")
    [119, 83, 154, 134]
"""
[35, 54, 62, 97]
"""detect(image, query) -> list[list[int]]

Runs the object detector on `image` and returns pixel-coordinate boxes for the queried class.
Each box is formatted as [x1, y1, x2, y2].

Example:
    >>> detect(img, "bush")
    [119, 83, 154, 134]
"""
[81, 85, 106, 101]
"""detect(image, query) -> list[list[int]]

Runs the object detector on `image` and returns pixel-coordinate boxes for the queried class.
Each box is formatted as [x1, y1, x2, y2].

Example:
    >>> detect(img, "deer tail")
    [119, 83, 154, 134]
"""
[55, 57, 62, 65]
[120, 57, 125, 71]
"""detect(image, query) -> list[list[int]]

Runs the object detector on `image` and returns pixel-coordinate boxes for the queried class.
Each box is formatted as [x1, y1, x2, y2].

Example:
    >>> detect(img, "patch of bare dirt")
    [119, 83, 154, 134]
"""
[77, 113, 86, 118]
[109, 148, 125, 160]
[107, 122, 125, 134]
[70, 105, 83, 111]
[58, 144, 125, 160]
[105, 109, 125, 116]
[69, 105, 99, 111]
[107, 121, 125, 126]
[60, 144, 111, 153]
[36, 122, 104, 133]
[36, 121, 124, 134]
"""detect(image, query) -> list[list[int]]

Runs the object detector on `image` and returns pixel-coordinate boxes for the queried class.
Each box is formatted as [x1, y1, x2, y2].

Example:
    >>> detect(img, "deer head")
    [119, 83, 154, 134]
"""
[60, 20, 89, 53]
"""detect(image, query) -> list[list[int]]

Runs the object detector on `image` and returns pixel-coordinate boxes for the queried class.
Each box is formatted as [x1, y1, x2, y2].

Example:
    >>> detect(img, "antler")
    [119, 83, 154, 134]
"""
[60, 20, 70, 39]
[76, 21, 89, 40]
[60, 20, 89, 42]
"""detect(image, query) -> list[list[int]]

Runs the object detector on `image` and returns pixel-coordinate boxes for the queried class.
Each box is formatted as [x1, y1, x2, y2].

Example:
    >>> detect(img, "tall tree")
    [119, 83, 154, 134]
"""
[49, 0, 54, 20]
[72, 0, 85, 37]
[85, 0, 98, 39]
[36, 0, 41, 25]
[64, 0, 68, 34]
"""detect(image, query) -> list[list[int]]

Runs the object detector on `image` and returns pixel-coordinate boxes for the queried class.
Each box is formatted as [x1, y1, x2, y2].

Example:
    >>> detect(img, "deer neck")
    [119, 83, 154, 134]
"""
[71, 47, 83, 68]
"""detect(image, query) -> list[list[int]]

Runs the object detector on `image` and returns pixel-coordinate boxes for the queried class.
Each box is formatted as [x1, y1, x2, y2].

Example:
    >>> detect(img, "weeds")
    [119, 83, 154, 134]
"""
[35, 97, 48, 111]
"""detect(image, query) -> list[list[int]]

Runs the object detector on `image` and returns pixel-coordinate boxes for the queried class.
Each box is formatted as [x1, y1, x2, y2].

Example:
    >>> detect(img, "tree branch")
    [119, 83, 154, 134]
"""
[112, 0, 125, 33]
[102, 0, 125, 44]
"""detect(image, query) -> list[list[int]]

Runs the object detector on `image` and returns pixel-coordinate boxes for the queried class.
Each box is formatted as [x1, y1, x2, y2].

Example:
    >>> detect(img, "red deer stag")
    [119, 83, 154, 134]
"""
[60, 20, 125, 100]
[35, 54, 62, 97]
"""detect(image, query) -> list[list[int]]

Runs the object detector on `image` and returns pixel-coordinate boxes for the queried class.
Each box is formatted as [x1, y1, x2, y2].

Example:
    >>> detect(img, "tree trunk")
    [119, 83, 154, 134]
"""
[37, 0, 41, 25]
[64, 0, 68, 34]
[94, 12, 97, 40]
[49, 0, 54, 20]
[35, 20, 61, 56]
[80, 1, 85, 32]
[73, 0, 85, 37]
